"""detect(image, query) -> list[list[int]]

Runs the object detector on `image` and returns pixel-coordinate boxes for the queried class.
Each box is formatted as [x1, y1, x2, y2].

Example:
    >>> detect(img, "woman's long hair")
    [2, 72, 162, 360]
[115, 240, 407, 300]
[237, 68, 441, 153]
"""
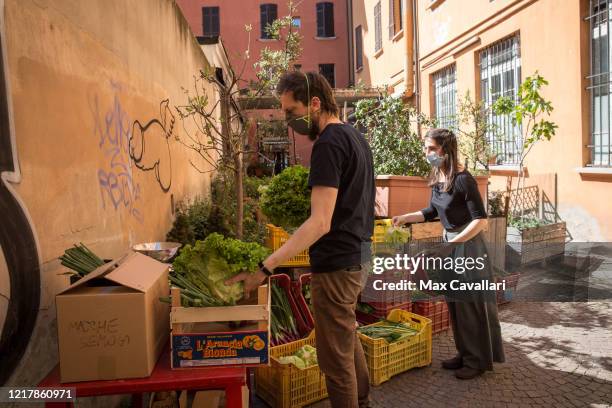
[426, 128, 460, 192]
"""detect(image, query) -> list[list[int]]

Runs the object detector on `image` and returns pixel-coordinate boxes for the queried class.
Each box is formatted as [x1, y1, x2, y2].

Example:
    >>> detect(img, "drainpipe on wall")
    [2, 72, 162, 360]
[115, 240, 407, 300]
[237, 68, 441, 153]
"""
[403, 0, 415, 100]
[412, 0, 422, 137]
[347, 0, 355, 87]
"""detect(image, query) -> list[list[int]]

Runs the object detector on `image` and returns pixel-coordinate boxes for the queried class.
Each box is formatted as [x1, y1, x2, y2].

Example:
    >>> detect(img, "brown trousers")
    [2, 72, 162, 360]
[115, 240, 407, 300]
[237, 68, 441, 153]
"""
[311, 267, 370, 408]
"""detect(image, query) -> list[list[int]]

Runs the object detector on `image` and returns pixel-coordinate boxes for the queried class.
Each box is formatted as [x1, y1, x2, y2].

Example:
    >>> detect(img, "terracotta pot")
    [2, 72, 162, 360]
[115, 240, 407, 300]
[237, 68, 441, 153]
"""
[375, 175, 489, 218]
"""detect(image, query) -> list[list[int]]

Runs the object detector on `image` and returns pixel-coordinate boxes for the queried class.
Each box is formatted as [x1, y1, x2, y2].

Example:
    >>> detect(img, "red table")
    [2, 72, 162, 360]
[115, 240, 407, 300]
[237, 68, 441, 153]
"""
[38, 348, 247, 408]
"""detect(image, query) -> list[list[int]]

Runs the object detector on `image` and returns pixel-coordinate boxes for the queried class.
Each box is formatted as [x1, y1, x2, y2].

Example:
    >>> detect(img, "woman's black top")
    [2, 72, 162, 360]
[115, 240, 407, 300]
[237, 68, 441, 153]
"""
[420, 170, 487, 230]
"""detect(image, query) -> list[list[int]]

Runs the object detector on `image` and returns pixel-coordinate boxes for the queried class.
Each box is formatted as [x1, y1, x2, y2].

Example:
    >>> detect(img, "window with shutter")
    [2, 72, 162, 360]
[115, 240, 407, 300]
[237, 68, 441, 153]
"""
[260, 4, 278, 39]
[374, 2, 382, 52]
[319, 64, 335, 88]
[587, 0, 612, 167]
[389, 0, 402, 39]
[355, 25, 363, 70]
[202, 7, 219, 37]
[316, 2, 334, 37]
[480, 35, 522, 164]
[432, 64, 457, 130]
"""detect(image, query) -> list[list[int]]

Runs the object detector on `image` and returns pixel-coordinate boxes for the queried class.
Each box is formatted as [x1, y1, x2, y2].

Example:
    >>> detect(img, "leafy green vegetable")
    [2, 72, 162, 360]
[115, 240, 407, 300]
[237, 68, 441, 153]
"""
[260, 165, 311, 229]
[271, 280, 300, 346]
[278, 345, 318, 369]
[295, 344, 317, 366]
[278, 355, 306, 369]
[508, 216, 551, 231]
[356, 302, 375, 314]
[171, 233, 270, 306]
[358, 321, 419, 343]
[59, 243, 105, 278]
[384, 226, 410, 244]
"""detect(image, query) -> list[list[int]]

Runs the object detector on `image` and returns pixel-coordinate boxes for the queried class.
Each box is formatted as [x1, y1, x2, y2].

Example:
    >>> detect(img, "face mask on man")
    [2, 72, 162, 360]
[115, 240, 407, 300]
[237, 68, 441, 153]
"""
[287, 105, 320, 141]
[426, 152, 446, 168]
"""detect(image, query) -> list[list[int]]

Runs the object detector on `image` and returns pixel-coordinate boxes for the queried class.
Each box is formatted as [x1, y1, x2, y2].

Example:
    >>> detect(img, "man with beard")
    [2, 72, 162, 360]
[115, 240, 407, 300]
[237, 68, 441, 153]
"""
[226, 71, 375, 408]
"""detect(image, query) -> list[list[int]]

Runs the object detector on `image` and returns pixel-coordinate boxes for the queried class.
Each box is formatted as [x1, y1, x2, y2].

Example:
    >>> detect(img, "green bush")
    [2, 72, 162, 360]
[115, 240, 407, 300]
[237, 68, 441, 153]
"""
[355, 96, 433, 177]
[488, 190, 506, 217]
[260, 165, 311, 230]
[508, 216, 551, 231]
[166, 174, 269, 246]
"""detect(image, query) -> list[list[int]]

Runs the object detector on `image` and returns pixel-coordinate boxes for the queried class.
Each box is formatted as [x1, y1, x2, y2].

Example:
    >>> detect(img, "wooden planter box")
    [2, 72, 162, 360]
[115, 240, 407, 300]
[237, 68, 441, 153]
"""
[375, 175, 489, 217]
[507, 222, 566, 265]
[483, 217, 507, 273]
[170, 286, 271, 369]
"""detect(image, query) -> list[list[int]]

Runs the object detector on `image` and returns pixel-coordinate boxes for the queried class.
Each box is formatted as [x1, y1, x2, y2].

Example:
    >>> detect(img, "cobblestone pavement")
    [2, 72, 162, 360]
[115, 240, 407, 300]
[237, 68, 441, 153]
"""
[300, 301, 612, 408]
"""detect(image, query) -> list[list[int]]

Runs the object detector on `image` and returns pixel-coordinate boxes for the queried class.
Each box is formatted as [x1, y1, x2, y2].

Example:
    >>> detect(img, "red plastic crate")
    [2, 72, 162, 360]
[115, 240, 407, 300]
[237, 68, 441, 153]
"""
[290, 273, 315, 332]
[270, 274, 310, 346]
[412, 296, 449, 335]
[496, 273, 520, 305]
[359, 268, 411, 309]
[356, 302, 412, 326]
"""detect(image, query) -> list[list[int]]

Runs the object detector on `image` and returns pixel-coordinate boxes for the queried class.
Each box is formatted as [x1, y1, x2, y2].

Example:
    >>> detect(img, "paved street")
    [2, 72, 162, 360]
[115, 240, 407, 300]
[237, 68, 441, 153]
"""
[304, 301, 612, 408]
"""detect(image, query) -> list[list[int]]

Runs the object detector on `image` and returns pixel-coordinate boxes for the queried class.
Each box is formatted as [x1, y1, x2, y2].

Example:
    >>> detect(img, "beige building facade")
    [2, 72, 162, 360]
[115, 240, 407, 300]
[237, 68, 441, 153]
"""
[353, 0, 612, 240]
[352, 0, 416, 98]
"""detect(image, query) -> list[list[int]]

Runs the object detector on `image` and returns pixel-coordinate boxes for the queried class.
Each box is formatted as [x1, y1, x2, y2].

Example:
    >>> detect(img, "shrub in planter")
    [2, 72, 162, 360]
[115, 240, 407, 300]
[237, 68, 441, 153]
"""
[507, 216, 566, 265]
[166, 174, 270, 247]
[355, 96, 432, 177]
[260, 165, 310, 230]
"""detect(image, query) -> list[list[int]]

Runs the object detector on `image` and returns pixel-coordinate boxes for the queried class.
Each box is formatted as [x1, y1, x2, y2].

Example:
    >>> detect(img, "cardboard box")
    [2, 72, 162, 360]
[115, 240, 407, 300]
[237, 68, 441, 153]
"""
[56, 252, 169, 383]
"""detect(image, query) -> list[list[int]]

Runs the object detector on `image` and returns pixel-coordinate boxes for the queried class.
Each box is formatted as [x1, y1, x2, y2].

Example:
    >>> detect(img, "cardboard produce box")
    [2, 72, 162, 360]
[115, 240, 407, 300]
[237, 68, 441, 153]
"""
[56, 252, 169, 383]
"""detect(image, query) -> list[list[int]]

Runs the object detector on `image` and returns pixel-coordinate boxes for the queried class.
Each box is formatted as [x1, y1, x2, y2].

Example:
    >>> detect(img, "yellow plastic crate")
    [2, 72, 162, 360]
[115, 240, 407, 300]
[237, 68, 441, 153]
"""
[372, 218, 391, 253]
[255, 332, 327, 408]
[265, 224, 310, 267]
[373, 218, 393, 243]
[266, 219, 400, 264]
[358, 309, 432, 386]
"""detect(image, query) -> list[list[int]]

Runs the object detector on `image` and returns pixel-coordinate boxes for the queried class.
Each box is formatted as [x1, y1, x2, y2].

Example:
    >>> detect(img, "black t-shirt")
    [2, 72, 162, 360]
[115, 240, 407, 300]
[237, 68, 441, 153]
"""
[307, 123, 375, 273]
[420, 170, 487, 230]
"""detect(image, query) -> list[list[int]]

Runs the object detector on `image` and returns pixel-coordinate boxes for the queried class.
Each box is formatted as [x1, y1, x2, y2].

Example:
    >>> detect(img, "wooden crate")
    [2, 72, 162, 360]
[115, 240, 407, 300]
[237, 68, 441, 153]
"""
[483, 217, 507, 273]
[170, 285, 271, 369]
[507, 222, 566, 265]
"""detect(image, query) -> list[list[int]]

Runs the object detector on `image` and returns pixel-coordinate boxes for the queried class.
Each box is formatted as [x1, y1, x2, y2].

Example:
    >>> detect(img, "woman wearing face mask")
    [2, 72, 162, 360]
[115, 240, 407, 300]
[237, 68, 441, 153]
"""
[392, 128, 504, 380]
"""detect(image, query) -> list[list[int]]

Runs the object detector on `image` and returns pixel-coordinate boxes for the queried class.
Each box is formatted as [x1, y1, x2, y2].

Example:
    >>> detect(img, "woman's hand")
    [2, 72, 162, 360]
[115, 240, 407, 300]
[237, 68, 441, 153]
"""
[392, 215, 407, 227]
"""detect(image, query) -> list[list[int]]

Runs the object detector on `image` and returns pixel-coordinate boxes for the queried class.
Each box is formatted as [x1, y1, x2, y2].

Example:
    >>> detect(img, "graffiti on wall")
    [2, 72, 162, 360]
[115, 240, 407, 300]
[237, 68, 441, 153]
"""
[90, 81, 174, 223]
[130, 99, 174, 193]
[90, 81, 144, 223]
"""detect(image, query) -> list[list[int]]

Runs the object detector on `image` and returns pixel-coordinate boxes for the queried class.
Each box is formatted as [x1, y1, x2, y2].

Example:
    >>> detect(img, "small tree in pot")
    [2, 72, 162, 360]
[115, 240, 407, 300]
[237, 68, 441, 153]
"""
[355, 95, 433, 177]
[175, 2, 301, 239]
[454, 91, 501, 174]
[492, 72, 558, 223]
[493, 72, 563, 265]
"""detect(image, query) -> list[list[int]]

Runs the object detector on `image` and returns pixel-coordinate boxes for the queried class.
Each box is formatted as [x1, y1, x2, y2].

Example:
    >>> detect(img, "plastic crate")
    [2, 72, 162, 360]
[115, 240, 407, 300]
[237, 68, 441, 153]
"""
[358, 309, 432, 386]
[496, 273, 520, 305]
[266, 224, 310, 267]
[372, 219, 392, 242]
[356, 302, 412, 326]
[270, 274, 310, 346]
[291, 273, 315, 332]
[412, 296, 450, 335]
[255, 332, 327, 408]
[360, 268, 411, 308]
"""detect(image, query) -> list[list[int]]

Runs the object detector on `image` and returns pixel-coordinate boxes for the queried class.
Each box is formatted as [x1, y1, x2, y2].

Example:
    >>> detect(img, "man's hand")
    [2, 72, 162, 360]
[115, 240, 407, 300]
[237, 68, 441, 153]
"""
[225, 270, 267, 299]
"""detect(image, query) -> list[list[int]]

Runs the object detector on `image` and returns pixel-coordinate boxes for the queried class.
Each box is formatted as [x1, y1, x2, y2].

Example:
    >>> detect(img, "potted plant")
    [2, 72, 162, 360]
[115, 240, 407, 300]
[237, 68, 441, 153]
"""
[455, 91, 499, 175]
[483, 190, 509, 274]
[493, 72, 565, 265]
[355, 95, 488, 217]
[259, 165, 311, 267]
